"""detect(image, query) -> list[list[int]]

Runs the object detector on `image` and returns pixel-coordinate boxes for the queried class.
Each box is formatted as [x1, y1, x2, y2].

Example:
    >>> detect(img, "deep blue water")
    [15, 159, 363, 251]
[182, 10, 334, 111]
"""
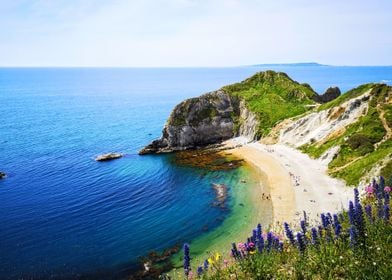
[0, 66, 391, 279]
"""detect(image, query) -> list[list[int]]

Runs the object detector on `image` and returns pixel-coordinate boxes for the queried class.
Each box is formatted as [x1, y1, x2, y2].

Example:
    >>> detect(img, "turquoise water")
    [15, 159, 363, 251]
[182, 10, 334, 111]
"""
[0, 66, 391, 279]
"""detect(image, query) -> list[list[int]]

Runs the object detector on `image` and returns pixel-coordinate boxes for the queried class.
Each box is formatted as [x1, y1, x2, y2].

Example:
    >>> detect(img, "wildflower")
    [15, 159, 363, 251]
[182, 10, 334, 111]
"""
[311, 227, 319, 247]
[207, 258, 214, 265]
[267, 232, 273, 252]
[339, 256, 343, 260]
[349, 226, 357, 248]
[215, 252, 221, 261]
[365, 204, 373, 223]
[203, 259, 209, 270]
[354, 202, 365, 239]
[333, 214, 342, 238]
[223, 259, 229, 266]
[278, 241, 284, 252]
[377, 247, 381, 251]
[321, 213, 328, 228]
[237, 242, 246, 251]
[183, 244, 191, 276]
[348, 201, 355, 225]
[197, 266, 203, 277]
[296, 232, 306, 254]
[300, 220, 307, 235]
[231, 243, 240, 259]
[384, 204, 390, 222]
[251, 229, 257, 243]
[385, 192, 390, 206]
[318, 225, 323, 238]
[354, 188, 360, 206]
[380, 176, 385, 189]
[384, 186, 391, 193]
[188, 271, 194, 279]
[284, 222, 296, 246]
[365, 184, 375, 197]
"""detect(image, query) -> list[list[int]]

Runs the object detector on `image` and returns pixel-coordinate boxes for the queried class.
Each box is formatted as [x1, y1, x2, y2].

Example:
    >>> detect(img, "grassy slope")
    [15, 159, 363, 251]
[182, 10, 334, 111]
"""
[300, 84, 392, 185]
[199, 192, 392, 280]
[222, 71, 317, 137]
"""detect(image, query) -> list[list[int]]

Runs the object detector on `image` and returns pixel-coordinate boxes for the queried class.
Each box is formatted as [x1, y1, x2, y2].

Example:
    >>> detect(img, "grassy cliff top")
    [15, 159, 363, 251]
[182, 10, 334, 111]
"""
[222, 71, 318, 136]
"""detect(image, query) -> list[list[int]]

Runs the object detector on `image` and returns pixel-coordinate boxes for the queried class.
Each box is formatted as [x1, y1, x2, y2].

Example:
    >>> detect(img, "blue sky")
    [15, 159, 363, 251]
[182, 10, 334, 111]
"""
[1, 0, 391, 66]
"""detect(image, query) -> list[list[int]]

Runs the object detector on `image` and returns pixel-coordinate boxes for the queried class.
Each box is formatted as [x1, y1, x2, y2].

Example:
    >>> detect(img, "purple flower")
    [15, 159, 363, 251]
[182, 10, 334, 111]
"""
[300, 220, 307, 235]
[354, 188, 360, 206]
[256, 223, 264, 253]
[348, 201, 355, 225]
[311, 227, 319, 246]
[203, 259, 209, 270]
[267, 232, 273, 252]
[384, 204, 390, 222]
[296, 232, 306, 254]
[284, 222, 295, 246]
[365, 204, 373, 223]
[197, 266, 203, 277]
[183, 244, 191, 276]
[321, 213, 328, 228]
[333, 214, 342, 237]
[349, 226, 357, 247]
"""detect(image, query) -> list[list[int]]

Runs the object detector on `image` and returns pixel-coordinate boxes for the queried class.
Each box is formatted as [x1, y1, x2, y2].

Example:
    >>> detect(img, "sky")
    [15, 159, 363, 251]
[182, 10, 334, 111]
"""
[0, 0, 391, 67]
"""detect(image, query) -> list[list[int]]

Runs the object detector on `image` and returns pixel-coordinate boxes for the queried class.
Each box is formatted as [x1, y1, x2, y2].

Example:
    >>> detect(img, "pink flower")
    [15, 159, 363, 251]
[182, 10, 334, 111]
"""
[365, 185, 375, 196]
[224, 259, 229, 267]
[248, 242, 255, 248]
[237, 242, 246, 250]
[384, 186, 391, 193]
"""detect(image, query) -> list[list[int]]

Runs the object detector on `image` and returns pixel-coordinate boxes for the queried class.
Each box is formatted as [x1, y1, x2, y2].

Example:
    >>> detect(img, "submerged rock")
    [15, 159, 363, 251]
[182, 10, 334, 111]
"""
[0, 171, 6, 179]
[95, 153, 123, 161]
[212, 183, 228, 207]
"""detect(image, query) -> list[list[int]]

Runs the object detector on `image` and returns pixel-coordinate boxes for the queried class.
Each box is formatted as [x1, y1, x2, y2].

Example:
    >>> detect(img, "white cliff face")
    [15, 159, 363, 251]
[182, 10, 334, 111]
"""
[238, 100, 259, 140]
[277, 90, 372, 148]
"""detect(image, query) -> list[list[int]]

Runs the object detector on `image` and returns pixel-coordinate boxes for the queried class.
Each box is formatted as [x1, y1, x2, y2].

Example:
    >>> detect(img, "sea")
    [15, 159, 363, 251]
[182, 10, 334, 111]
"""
[0, 65, 391, 279]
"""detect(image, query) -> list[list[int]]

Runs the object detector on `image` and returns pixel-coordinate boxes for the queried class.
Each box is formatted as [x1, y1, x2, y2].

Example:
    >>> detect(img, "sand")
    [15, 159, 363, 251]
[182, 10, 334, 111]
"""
[224, 138, 353, 227]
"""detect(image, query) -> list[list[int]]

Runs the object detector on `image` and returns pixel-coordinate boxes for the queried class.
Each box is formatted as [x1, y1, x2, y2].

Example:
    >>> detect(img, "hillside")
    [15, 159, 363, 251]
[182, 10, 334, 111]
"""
[268, 83, 392, 186]
[222, 71, 318, 137]
[139, 71, 321, 154]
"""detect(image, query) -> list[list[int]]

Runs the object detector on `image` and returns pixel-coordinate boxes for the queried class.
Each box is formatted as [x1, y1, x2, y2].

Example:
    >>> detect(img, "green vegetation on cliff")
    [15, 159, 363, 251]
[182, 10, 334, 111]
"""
[222, 71, 317, 137]
[300, 84, 392, 185]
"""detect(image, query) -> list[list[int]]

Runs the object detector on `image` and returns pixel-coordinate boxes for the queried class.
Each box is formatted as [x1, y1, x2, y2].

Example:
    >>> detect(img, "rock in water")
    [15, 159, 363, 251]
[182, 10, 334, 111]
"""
[0, 171, 6, 179]
[95, 153, 123, 161]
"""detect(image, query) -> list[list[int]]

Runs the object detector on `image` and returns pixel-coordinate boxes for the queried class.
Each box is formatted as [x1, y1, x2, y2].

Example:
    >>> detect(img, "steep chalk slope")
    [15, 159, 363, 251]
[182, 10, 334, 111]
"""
[267, 84, 392, 186]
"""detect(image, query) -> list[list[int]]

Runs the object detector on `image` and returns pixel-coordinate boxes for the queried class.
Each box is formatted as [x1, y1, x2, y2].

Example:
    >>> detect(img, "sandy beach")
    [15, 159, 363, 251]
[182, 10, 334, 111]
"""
[225, 138, 353, 226]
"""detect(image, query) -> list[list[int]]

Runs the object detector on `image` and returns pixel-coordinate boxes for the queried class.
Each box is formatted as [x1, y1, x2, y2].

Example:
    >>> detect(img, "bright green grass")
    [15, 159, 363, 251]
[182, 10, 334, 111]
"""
[222, 71, 317, 137]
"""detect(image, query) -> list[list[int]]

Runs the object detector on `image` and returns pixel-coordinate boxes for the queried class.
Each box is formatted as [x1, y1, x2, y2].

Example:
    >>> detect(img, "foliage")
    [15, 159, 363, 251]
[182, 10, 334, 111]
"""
[173, 178, 392, 280]
[222, 71, 317, 137]
[300, 84, 391, 186]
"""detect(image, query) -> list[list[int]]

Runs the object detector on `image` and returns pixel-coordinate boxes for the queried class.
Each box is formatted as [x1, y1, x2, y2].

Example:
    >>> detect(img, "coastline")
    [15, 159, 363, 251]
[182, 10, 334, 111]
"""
[169, 161, 273, 274]
[225, 138, 353, 226]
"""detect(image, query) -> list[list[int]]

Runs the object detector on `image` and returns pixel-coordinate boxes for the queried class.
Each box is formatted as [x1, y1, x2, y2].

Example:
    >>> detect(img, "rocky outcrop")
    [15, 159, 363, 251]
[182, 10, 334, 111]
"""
[95, 153, 123, 161]
[313, 87, 341, 103]
[276, 89, 371, 147]
[139, 90, 259, 154]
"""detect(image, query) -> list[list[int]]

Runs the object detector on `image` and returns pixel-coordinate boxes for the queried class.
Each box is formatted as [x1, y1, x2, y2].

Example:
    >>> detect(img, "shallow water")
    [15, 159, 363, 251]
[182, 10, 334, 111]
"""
[0, 66, 391, 279]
